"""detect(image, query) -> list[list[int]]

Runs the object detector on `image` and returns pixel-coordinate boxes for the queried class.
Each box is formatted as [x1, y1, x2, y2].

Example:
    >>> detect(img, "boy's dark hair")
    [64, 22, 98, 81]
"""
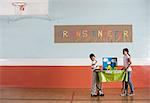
[89, 53, 95, 58]
[123, 48, 130, 56]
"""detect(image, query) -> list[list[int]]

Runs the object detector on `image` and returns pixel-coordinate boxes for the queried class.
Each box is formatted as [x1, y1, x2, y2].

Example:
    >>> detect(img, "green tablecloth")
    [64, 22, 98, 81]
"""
[98, 70, 128, 82]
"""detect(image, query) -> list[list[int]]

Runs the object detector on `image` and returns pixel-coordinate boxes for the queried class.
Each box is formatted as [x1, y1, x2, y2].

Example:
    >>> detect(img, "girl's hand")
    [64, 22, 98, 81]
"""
[121, 67, 127, 71]
[121, 67, 125, 70]
[124, 68, 127, 71]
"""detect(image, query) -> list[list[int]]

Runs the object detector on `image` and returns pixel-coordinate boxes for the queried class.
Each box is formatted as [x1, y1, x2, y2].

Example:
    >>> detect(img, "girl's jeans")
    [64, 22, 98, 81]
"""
[125, 71, 134, 93]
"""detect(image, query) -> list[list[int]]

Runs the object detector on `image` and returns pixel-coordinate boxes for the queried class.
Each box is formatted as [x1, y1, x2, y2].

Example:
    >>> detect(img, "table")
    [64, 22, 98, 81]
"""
[97, 70, 128, 82]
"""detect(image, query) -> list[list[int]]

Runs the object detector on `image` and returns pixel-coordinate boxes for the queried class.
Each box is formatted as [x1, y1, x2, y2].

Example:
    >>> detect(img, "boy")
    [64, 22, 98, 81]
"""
[89, 53, 104, 97]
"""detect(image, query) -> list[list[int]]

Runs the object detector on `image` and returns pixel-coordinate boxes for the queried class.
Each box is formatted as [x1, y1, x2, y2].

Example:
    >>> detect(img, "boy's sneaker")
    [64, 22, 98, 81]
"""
[91, 94, 97, 97]
[120, 93, 128, 96]
[99, 93, 104, 96]
[128, 92, 135, 96]
[98, 91, 104, 96]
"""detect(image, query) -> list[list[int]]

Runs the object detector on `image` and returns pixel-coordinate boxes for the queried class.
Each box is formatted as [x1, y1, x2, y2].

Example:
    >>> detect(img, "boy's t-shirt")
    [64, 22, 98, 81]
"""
[91, 60, 99, 71]
[123, 55, 132, 71]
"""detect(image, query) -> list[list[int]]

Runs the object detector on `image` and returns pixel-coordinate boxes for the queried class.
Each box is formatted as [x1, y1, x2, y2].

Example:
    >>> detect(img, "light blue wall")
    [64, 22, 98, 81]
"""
[0, 0, 149, 58]
[147, 0, 150, 57]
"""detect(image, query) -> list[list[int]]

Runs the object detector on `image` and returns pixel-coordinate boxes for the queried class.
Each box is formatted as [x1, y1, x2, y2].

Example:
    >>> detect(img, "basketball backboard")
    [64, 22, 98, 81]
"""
[0, 0, 49, 15]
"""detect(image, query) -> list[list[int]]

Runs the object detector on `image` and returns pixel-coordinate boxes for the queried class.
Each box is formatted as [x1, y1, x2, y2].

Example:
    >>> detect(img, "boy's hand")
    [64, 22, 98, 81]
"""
[94, 69, 101, 72]
[92, 64, 95, 66]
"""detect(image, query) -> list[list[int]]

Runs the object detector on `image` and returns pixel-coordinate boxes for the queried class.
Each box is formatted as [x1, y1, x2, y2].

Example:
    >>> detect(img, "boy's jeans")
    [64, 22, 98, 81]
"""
[91, 71, 101, 95]
[125, 71, 134, 93]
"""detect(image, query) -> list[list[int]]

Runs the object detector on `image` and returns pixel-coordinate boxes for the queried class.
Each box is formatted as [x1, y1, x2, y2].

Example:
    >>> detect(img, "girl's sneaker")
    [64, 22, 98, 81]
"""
[120, 90, 128, 96]
[128, 92, 135, 96]
[120, 93, 128, 96]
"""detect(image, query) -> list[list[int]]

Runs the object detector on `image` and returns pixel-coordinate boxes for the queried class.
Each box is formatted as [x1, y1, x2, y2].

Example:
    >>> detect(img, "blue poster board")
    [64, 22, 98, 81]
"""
[102, 57, 117, 70]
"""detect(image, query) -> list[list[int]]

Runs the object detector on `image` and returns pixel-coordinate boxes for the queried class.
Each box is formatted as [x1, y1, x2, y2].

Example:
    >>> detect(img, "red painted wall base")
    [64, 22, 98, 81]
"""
[0, 66, 150, 88]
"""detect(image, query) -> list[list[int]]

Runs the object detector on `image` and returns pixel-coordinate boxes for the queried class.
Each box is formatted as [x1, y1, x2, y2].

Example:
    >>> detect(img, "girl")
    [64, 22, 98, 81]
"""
[121, 48, 135, 96]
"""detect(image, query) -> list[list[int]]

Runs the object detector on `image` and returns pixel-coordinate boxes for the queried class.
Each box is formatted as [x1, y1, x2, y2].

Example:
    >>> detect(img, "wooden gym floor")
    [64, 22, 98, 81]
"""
[0, 88, 150, 103]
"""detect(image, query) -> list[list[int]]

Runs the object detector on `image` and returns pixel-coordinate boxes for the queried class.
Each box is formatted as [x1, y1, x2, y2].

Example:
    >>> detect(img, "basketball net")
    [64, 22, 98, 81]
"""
[12, 2, 27, 15]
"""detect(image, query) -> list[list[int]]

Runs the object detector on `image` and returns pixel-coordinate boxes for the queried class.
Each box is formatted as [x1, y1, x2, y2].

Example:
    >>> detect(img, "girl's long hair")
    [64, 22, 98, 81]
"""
[123, 48, 130, 56]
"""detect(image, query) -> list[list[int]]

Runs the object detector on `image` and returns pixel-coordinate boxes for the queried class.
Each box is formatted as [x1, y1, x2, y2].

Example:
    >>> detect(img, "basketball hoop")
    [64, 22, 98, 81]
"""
[12, 2, 27, 15]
